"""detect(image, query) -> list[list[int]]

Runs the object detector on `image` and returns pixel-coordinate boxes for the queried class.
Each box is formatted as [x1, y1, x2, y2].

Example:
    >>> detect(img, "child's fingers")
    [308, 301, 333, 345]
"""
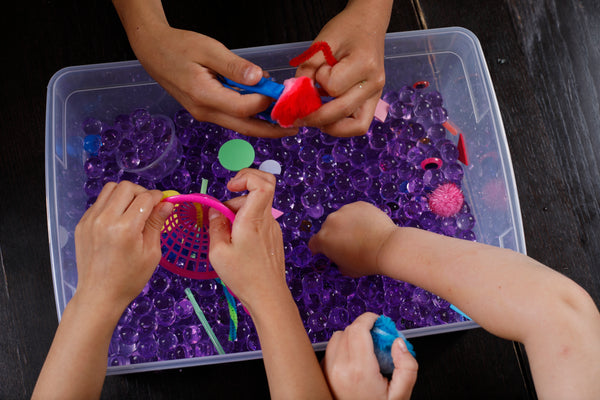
[388, 338, 419, 400]
[80, 181, 117, 222]
[142, 201, 174, 248]
[208, 207, 233, 251]
[126, 190, 164, 227]
[227, 169, 276, 219]
[104, 181, 149, 218]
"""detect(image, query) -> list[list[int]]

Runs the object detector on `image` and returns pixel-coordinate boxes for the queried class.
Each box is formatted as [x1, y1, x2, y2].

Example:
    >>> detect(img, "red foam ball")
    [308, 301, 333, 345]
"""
[428, 183, 464, 217]
[271, 76, 322, 127]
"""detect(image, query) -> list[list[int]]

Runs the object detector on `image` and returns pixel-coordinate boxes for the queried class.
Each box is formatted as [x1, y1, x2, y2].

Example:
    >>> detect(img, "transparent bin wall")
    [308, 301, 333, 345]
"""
[46, 27, 525, 373]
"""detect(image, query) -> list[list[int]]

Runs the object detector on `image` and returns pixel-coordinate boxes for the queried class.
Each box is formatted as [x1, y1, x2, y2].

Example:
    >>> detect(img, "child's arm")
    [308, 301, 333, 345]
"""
[294, 0, 393, 137]
[111, 0, 294, 138]
[32, 182, 173, 400]
[208, 169, 332, 400]
[309, 201, 600, 400]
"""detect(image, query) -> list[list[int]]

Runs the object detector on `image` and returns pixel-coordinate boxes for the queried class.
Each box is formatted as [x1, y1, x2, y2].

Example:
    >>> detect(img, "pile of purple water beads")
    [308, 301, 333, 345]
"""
[81, 83, 475, 367]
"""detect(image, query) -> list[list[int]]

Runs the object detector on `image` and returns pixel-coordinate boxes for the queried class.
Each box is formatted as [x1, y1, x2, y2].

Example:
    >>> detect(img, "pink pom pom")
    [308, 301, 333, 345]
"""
[428, 183, 464, 217]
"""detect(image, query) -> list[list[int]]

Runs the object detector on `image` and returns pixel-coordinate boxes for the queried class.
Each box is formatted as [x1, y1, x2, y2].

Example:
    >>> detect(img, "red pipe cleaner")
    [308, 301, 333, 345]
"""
[289, 41, 338, 67]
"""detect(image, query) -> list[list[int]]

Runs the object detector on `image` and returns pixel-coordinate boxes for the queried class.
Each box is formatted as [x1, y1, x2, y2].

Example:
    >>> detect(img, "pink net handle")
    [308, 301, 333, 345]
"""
[162, 193, 236, 224]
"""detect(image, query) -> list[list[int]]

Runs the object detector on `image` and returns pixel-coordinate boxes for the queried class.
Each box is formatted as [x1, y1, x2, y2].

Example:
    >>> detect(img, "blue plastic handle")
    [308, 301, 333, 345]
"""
[221, 76, 284, 99]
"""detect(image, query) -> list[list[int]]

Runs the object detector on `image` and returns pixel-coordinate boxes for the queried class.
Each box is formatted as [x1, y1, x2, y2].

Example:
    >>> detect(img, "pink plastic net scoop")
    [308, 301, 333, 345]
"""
[160, 193, 235, 280]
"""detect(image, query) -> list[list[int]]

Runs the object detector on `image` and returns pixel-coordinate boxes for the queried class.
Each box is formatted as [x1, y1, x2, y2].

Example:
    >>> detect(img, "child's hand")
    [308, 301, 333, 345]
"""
[208, 169, 287, 315]
[74, 181, 173, 313]
[309, 201, 397, 277]
[294, 0, 392, 137]
[127, 23, 295, 138]
[322, 312, 418, 400]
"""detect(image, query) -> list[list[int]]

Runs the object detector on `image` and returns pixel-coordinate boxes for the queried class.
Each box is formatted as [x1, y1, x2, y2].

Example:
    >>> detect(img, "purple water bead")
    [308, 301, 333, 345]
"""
[281, 135, 300, 150]
[300, 189, 320, 209]
[182, 325, 201, 345]
[431, 107, 448, 124]
[350, 134, 369, 149]
[274, 192, 296, 213]
[348, 149, 366, 167]
[413, 100, 432, 118]
[423, 168, 445, 187]
[382, 90, 399, 104]
[138, 314, 158, 335]
[440, 142, 459, 163]
[283, 166, 303, 186]
[398, 85, 415, 103]
[379, 153, 399, 173]
[137, 336, 158, 358]
[157, 331, 178, 351]
[332, 142, 350, 162]
[405, 123, 426, 141]
[84, 157, 104, 179]
[368, 132, 387, 150]
[207, 182, 227, 200]
[406, 146, 426, 165]
[114, 114, 134, 134]
[303, 165, 324, 187]
[440, 217, 458, 236]
[456, 212, 476, 231]
[302, 272, 323, 295]
[459, 230, 477, 241]
[170, 168, 192, 191]
[119, 150, 141, 170]
[307, 311, 328, 332]
[299, 145, 318, 164]
[83, 117, 103, 135]
[333, 175, 352, 192]
[404, 200, 423, 219]
[156, 309, 177, 327]
[380, 182, 399, 201]
[149, 271, 170, 293]
[255, 139, 273, 157]
[137, 146, 156, 164]
[389, 101, 411, 120]
[426, 124, 446, 142]
[443, 162, 464, 182]
[174, 109, 195, 129]
[290, 244, 313, 267]
[347, 297, 367, 319]
[118, 325, 139, 345]
[317, 152, 337, 173]
[425, 90, 443, 106]
[84, 178, 103, 197]
[100, 128, 122, 151]
[154, 292, 175, 311]
[131, 296, 154, 316]
[350, 170, 371, 192]
[328, 307, 350, 330]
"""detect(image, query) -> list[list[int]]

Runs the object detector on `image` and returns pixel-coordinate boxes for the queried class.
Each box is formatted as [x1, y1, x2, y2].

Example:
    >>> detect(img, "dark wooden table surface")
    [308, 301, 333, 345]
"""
[1, 0, 599, 398]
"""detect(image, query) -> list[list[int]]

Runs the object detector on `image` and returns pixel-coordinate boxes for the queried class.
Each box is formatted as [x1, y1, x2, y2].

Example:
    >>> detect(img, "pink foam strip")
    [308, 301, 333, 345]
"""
[271, 208, 284, 219]
[374, 99, 389, 122]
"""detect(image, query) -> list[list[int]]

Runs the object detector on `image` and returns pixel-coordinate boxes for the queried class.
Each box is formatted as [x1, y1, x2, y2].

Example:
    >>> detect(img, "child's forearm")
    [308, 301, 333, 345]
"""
[378, 227, 600, 399]
[112, 0, 168, 45]
[32, 294, 122, 399]
[249, 285, 332, 400]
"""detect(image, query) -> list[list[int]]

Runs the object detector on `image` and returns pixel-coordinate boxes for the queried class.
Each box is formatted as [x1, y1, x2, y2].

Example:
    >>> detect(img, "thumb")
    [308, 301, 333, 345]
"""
[387, 338, 418, 400]
[143, 202, 173, 243]
[203, 39, 263, 86]
[208, 207, 232, 251]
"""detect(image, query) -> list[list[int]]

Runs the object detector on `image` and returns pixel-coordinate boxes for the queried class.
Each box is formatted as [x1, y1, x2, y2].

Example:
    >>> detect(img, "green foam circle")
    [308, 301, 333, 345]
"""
[218, 139, 255, 171]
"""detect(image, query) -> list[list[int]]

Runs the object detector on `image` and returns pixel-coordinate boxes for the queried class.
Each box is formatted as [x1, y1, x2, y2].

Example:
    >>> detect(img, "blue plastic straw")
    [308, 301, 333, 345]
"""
[450, 304, 472, 321]
[185, 288, 225, 355]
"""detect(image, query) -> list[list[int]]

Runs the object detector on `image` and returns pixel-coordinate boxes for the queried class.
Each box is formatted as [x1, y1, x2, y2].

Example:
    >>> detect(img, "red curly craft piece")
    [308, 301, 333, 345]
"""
[289, 41, 338, 67]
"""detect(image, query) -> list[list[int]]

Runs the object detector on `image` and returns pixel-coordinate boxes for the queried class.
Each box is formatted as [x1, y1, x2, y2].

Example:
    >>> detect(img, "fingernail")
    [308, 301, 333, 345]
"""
[159, 202, 174, 218]
[208, 208, 220, 221]
[244, 66, 262, 83]
[397, 338, 408, 353]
